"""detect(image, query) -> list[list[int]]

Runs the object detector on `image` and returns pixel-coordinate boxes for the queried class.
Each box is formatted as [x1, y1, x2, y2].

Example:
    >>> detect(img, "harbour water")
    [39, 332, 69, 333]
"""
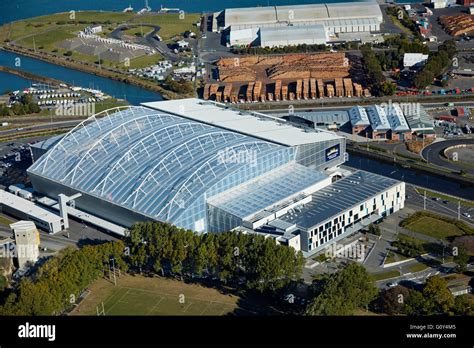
[1, 0, 377, 25]
[0, 49, 162, 105]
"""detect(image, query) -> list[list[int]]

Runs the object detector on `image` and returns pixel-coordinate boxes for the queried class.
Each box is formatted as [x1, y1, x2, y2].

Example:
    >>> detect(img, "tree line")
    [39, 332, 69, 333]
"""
[361, 45, 396, 97]
[413, 40, 457, 89]
[0, 94, 41, 117]
[0, 242, 126, 315]
[127, 222, 304, 292]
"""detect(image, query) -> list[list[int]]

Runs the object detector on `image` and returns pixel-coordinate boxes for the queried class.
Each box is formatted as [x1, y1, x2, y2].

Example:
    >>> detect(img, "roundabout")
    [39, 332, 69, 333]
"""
[421, 138, 474, 175]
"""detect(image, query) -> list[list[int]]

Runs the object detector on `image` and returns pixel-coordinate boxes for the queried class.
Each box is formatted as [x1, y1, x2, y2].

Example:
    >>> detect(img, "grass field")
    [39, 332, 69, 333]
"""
[72, 274, 243, 316]
[407, 263, 429, 273]
[1, 11, 199, 69]
[370, 270, 400, 281]
[404, 216, 465, 241]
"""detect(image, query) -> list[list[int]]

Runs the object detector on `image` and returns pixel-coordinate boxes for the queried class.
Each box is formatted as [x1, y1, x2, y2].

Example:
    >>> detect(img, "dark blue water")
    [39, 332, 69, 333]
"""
[348, 154, 474, 200]
[1, 0, 379, 25]
[0, 70, 37, 94]
[0, 49, 162, 105]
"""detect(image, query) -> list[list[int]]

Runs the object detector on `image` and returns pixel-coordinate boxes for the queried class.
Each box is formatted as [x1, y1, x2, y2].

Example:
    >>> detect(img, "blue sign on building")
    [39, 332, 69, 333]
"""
[325, 144, 340, 162]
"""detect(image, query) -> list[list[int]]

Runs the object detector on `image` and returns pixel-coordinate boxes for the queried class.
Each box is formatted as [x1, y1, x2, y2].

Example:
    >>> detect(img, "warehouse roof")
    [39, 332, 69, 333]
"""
[404, 105, 434, 131]
[366, 105, 390, 131]
[223, 1, 383, 28]
[279, 171, 401, 229]
[349, 106, 370, 126]
[143, 99, 343, 146]
[260, 24, 328, 46]
[290, 110, 350, 126]
[384, 104, 410, 132]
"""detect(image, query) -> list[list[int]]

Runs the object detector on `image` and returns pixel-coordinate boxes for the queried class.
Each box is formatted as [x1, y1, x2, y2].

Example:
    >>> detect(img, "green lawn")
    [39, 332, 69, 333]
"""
[129, 13, 201, 41]
[385, 250, 410, 264]
[120, 26, 153, 38]
[370, 270, 400, 281]
[404, 216, 465, 241]
[407, 263, 429, 273]
[1, 11, 196, 68]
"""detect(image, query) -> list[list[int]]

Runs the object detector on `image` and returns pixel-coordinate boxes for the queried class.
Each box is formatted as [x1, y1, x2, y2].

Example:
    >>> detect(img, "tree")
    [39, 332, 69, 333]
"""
[452, 295, 473, 316]
[378, 285, 410, 315]
[305, 263, 378, 315]
[454, 245, 469, 272]
[0, 274, 6, 292]
[422, 276, 454, 314]
[404, 289, 430, 315]
[0, 241, 126, 315]
[378, 81, 397, 96]
[368, 224, 381, 236]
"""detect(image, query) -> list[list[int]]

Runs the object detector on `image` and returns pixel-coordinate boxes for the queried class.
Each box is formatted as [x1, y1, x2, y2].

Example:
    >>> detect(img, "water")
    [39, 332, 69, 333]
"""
[0, 0, 421, 103]
[347, 154, 474, 200]
[0, 70, 36, 93]
[0, 49, 162, 105]
[1, 0, 378, 25]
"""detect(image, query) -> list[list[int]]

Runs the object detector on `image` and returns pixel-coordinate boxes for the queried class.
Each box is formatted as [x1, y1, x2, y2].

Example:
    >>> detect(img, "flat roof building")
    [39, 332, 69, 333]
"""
[219, 1, 383, 32]
[279, 170, 405, 256]
[403, 53, 429, 68]
[281, 110, 350, 130]
[0, 190, 63, 234]
[260, 25, 329, 48]
[216, 1, 383, 47]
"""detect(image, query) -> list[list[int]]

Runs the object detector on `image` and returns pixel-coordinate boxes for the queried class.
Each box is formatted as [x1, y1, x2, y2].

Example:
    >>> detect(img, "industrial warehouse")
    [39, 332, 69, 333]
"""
[26, 99, 405, 257]
[212, 0, 384, 47]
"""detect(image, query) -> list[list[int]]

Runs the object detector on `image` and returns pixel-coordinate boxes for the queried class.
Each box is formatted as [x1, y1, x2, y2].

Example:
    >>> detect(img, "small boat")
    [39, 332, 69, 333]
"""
[123, 4, 134, 12]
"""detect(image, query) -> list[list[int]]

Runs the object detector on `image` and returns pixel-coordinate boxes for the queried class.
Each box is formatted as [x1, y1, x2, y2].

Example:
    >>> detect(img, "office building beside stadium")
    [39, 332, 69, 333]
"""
[28, 99, 404, 257]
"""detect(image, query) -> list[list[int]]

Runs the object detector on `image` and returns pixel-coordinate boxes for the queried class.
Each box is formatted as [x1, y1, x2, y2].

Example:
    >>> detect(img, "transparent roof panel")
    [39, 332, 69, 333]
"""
[207, 162, 328, 219]
[28, 106, 286, 223]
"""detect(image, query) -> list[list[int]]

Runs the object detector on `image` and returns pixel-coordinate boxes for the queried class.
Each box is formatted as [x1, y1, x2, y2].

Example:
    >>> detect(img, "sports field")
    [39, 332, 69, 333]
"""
[71, 274, 241, 316]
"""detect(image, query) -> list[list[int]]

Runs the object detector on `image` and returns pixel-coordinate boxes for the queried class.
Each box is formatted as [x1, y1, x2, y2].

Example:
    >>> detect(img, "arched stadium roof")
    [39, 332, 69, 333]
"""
[28, 106, 285, 222]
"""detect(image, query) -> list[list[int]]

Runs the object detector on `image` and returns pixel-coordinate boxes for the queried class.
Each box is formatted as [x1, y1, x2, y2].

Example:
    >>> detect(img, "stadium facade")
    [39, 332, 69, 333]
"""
[28, 99, 404, 257]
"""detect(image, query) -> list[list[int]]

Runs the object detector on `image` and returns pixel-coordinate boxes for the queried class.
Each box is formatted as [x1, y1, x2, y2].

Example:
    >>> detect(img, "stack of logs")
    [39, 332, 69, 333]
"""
[203, 78, 363, 102]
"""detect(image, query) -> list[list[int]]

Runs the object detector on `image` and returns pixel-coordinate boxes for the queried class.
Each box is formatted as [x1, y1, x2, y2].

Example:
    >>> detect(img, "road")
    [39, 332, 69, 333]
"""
[0, 120, 81, 137]
[376, 263, 474, 290]
[405, 184, 474, 224]
[421, 138, 474, 174]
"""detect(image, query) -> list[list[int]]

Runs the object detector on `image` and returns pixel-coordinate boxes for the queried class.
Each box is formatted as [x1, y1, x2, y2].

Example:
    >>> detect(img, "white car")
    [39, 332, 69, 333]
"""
[462, 212, 471, 218]
[387, 282, 397, 288]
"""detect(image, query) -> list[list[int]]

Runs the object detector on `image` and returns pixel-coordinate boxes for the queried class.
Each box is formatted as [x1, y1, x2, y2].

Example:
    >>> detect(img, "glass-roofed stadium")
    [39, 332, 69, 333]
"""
[27, 99, 345, 233]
